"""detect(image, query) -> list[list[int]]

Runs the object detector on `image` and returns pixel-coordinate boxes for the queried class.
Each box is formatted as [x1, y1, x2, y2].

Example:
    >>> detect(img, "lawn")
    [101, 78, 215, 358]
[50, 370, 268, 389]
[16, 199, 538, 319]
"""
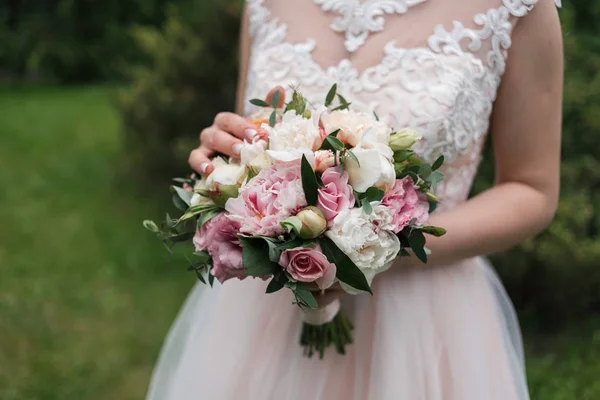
[0, 86, 598, 399]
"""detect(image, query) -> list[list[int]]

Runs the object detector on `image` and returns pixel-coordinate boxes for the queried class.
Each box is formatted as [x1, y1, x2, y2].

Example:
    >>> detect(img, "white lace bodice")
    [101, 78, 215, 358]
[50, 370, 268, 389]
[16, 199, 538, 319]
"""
[242, 0, 560, 211]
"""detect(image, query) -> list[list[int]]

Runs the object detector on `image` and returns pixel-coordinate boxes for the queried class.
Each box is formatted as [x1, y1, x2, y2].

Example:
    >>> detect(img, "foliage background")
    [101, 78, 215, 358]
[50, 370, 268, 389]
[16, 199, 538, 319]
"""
[1, 1, 599, 399]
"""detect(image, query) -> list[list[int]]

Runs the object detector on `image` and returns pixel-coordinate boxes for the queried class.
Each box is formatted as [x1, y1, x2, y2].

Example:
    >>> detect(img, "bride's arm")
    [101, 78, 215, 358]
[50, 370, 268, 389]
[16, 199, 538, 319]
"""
[405, 1, 563, 267]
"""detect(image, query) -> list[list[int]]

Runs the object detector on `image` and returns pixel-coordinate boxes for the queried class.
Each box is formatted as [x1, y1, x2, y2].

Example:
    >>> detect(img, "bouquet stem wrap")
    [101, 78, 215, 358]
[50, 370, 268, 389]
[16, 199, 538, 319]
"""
[299, 299, 353, 359]
[301, 298, 341, 325]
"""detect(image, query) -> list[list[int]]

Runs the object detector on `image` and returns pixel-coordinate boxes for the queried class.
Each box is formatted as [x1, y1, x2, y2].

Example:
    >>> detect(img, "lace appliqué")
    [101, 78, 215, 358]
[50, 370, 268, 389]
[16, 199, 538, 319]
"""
[245, 0, 560, 210]
[313, 0, 428, 52]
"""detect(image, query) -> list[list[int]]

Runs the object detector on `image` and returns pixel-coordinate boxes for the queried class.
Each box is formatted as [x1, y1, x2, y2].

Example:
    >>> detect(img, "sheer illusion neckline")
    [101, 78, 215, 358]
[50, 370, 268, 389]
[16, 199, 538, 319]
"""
[312, 0, 429, 52]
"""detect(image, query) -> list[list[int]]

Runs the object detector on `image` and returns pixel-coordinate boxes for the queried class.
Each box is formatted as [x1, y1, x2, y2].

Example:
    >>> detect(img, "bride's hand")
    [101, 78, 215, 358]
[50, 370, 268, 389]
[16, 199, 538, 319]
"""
[188, 86, 286, 175]
[314, 283, 346, 308]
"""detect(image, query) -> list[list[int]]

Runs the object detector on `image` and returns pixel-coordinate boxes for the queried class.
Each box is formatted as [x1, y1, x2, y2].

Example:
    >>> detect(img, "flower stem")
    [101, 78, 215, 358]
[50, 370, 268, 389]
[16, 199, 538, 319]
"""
[299, 309, 354, 359]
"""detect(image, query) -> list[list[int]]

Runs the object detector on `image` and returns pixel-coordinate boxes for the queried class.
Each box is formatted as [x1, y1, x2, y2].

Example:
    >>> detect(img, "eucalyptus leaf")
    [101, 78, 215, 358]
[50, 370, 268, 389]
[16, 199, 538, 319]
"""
[319, 236, 372, 294]
[419, 164, 432, 179]
[301, 154, 319, 206]
[172, 185, 193, 207]
[361, 199, 373, 214]
[269, 110, 276, 127]
[167, 231, 195, 243]
[249, 98, 269, 107]
[192, 251, 211, 264]
[142, 220, 159, 233]
[172, 193, 188, 212]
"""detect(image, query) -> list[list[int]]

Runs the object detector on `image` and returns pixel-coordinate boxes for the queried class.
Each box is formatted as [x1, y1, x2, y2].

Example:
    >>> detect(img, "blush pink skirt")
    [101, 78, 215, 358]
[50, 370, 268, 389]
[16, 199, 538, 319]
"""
[146, 257, 529, 400]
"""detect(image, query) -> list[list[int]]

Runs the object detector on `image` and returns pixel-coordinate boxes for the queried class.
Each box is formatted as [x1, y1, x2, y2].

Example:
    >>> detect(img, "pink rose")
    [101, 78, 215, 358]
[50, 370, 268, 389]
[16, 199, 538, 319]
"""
[278, 245, 336, 290]
[381, 177, 430, 233]
[193, 213, 245, 283]
[317, 167, 355, 225]
[225, 161, 307, 237]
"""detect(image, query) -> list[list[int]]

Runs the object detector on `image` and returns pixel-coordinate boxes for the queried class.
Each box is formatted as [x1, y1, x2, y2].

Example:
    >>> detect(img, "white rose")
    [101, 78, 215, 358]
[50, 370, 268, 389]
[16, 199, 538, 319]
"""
[205, 157, 248, 189]
[265, 110, 321, 152]
[344, 148, 396, 192]
[240, 139, 271, 171]
[326, 205, 400, 294]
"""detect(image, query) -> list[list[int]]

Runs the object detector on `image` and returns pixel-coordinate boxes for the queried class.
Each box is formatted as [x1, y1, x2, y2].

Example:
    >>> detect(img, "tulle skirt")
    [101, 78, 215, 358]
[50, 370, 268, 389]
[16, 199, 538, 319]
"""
[146, 257, 530, 400]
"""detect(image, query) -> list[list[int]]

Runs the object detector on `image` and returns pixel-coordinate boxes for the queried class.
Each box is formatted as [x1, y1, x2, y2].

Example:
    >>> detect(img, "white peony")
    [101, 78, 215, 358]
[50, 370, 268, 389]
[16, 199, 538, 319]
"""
[344, 148, 396, 192]
[240, 138, 271, 171]
[321, 109, 393, 159]
[205, 157, 248, 189]
[265, 110, 321, 153]
[326, 205, 400, 294]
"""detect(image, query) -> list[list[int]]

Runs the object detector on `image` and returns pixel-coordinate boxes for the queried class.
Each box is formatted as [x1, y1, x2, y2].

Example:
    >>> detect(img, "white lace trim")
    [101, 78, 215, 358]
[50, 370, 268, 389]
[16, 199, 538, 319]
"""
[313, 0, 429, 52]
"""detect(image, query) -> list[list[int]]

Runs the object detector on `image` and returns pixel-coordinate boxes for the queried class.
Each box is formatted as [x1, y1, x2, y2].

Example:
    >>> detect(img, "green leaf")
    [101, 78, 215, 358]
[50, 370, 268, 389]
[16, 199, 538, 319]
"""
[408, 230, 427, 263]
[429, 201, 438, 214]
[177, 204, 222, 224]
[281, 216, 303, 235]
[432, 155, 445, 171]
[269, 110, 276, 127]
[143, 220, 159, 233]
[419, 164, 432, 179]
[238, 236, 281, 277]
[373, 111, 380, 121]
[318, 130, 343, 151]
[166, 231, 195, 243]
[325, 84, 337, 107]
[361, 199, 373, 214]
[172, 177, 193, 184]
[266, 272, 287, 294]
[172, 193, 188, 212]
[172, 185, 193, 207]
[271, 89, 281, 108]
[193, 251, 212, 264]
[364, 187, 385, 202]
[208, 270, 215, 287]
[295, 284, 318, 308]
[345, 149, 360, 166]
[428, 171, 444, 192]
[198, 208, 221, 228]
[194, 269, 207, 284]
[319, 236, 372, 294]
[393, 150, 413, 163]
[301, 154, 319, 206]
[418, 225, 447, 237]
[250, 98, 269, 107]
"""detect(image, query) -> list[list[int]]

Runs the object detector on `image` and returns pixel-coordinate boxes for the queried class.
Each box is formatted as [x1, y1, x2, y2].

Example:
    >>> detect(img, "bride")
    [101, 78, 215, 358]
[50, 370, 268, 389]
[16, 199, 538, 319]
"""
[148, 0, 563, 399]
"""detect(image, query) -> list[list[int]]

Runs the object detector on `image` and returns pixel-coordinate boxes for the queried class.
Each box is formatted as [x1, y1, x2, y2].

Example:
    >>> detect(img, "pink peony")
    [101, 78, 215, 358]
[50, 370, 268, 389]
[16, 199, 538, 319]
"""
[381, 177, 430, 233]
[317, 167, 355, 225]
[193, 213, 245, 283]
[225, 161, 307, 237]
[279, 245, 336, 289]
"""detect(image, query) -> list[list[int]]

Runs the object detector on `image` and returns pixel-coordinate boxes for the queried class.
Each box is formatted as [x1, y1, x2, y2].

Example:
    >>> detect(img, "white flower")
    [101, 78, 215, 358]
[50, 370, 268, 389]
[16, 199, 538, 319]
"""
[326, 205, 400, 294]
[344, 148, 396, 192]
[190, 175, 212, 206]
[265, 110, 321, 152]
[321, 109, 393, 158]
[205, 157, 248, 189]
[240, 139, 270, 171]
[266, 147, 315, 165]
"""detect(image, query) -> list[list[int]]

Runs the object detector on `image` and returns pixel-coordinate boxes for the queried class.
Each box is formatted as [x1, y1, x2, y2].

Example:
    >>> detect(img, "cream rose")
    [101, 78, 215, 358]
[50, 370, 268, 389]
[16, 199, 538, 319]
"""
[343, 148, 396, 192]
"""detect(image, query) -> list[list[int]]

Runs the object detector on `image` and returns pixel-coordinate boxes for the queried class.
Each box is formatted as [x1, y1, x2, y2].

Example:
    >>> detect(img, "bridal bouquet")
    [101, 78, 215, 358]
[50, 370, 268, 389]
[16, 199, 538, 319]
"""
[144, 85, 446, 358]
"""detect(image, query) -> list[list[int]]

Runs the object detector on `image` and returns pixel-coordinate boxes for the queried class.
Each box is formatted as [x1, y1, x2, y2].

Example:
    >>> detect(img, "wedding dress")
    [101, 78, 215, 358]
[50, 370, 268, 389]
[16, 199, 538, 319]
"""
[147, 1, 561, 399]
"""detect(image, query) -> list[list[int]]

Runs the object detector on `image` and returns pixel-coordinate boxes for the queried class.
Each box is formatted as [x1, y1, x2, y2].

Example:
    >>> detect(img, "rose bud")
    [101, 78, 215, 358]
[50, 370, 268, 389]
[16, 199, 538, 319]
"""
[296, 206, 327, 239]
[389, 128, 420, 151]
[425, 191, 440, 203]
[209, 184, 240, 208]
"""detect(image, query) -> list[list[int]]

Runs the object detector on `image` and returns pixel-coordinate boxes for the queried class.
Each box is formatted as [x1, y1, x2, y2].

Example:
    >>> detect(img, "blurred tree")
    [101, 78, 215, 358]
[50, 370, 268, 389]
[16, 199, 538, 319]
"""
[117, 1, 242, 183]
[0, 0, 175, 82]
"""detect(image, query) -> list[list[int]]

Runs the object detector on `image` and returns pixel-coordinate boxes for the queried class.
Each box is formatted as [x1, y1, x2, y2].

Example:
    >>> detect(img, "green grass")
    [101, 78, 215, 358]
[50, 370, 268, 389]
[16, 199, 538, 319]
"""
[0, 86, 191, 400]
[0, 86, 598, 399]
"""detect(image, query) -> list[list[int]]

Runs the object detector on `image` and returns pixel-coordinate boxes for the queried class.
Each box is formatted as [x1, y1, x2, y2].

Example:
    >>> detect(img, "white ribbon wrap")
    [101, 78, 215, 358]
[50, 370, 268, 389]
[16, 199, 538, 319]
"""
[301, 298, 341, 325]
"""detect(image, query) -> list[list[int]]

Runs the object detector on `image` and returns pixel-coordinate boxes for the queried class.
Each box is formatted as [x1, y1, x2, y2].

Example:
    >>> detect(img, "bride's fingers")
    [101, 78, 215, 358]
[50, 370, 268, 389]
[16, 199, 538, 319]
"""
[188, 146, 214, 175]
[200, 126, 244, 158]
[213, 112, 257, 142]
[265, 86, 286, 108]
